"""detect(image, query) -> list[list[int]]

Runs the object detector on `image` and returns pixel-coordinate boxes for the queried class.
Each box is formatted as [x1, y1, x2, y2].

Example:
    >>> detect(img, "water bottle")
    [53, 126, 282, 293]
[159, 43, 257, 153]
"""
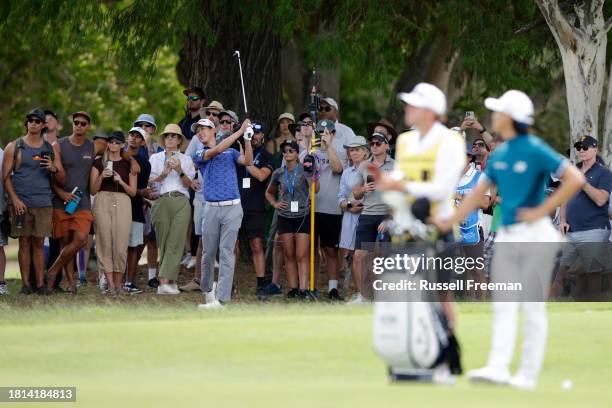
[65, 187, 84, 215]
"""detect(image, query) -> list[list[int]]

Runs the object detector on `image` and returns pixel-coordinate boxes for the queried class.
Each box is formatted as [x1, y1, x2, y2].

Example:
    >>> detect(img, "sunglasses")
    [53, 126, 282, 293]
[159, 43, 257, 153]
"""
[27, 118, 43, 124]
[219, 120, 232, 125]
[319, 106, 332, 112]
[283, 148, 297, 154]
[73, 120, 89, 127]
[301, 121, 313, 127]
[164, 134, 180, 139]
[370, 141, 384, 147]
[473, 142, 486, 148]
[187, 95, 202, 101]
[206, 110, 218, 117]
[141, 123, 154, 129]
[575, 145, 591, 151]
[108, 139, 124, 145]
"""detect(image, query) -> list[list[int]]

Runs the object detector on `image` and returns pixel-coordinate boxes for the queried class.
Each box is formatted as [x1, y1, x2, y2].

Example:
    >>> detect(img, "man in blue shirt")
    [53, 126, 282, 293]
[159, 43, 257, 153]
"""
[436, 90, 584, 389]
[558, 135, 612, 279]
[192, 118, 253, 310]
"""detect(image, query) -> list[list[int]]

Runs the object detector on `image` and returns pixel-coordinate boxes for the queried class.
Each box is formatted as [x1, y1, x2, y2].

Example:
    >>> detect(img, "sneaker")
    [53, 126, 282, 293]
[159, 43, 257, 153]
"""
[432, 365, 456, 386]
[262, 283, 282, 297]
[300, 290, 317, 302]
[328, 288, 343, 301]
[256, 286, 265, 300]
[148, 277, 160, 289]
[77, 279, 87, 287]
[509, 374, 537, 390]
[197, 299, 225, 310]
[287, 288, 300, 299]
[179, 279, 201, 292]
[124, 283, 143, 295]
[180, 252, 191, 266]
[99, 275, 107, 291]
[36, 287, 51, 296]
[157, 284, 180, 295]
[186, 257, 197, 269]
[347, 293, 366, 304]
[20, 286, 33, 295]
[0, 283, 8, 295]
[467, 366, 510, 385]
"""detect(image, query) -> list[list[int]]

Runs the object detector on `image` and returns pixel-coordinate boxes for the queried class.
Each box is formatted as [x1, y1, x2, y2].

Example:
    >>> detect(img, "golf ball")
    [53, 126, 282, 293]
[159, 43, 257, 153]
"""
[561, 379, 573, 390]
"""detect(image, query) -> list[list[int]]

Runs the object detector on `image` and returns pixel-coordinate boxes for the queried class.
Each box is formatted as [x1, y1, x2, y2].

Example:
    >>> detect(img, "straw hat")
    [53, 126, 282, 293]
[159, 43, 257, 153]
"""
[158, 124, 188, 151]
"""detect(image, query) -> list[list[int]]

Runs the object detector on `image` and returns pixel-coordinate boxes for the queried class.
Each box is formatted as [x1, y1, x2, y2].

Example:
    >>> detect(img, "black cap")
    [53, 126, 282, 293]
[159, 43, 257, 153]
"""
[93, 132, 109, 141]
[26, 108, 46, 122]
[298, 112, 312, 122]
[574, 135, 597, 149]
[44, 110, 58, 120]
[368, 132, 388, 143]
[279, 139, 299, 152]
[183, 86, 206, 98]
[108, 130, 125, 143]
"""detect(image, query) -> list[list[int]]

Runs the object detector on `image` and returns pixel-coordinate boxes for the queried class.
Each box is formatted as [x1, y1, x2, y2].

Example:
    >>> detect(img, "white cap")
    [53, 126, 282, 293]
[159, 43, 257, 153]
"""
[191, 118, 215, 133]
[397, 83, 446, 116]
[484, 90, 534, 125]
[128, 127, 146, 138]
[323, 97, 339, 111]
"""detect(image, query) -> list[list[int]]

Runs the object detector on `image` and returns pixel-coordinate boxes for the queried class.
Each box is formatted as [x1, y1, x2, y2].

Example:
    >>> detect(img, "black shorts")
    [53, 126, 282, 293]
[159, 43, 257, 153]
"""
[314, 213, 342, 248]
[277, 215, 310, 235]
[354, 214, 390, 250]
[240, 211, 265, 239]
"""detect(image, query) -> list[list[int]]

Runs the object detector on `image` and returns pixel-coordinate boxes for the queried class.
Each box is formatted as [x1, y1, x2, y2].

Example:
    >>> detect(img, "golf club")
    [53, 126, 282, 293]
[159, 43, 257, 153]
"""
[233, 50, 253, 140]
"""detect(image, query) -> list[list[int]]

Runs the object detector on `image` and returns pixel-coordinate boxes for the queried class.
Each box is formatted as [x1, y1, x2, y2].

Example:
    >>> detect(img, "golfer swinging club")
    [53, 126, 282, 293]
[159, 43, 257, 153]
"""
[371, 82, 467, 382]
[435, 90, 584, 389]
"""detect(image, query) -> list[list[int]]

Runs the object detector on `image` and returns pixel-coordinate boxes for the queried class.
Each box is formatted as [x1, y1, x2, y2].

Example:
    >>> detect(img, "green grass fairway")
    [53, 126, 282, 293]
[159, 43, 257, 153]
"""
[0, 301, 611, 408]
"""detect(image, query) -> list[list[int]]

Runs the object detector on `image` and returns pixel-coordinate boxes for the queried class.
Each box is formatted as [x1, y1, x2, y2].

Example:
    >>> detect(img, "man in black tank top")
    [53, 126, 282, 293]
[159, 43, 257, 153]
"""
[46, 112, 95, 295]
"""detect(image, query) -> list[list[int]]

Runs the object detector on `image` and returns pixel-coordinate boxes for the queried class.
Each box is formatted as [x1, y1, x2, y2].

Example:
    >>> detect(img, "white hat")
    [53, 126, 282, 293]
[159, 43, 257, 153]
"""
[277, 112, 295, 123]
[191, 118, 215, 133]
[484, 90, 534, 125]
[397, 83, 446, 116]
[128, 127, 146, 138]
[322, 97, 339, 111]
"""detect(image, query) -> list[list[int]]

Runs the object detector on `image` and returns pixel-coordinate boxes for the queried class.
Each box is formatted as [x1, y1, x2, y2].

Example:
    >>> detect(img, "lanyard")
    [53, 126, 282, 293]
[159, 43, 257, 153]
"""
[245, 150, 262, 177]
[284, 166, 300, 200]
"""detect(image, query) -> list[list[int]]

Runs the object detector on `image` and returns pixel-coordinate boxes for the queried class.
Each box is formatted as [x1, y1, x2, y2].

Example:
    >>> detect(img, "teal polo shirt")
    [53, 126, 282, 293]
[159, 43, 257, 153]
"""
[481, 134, 569, 227]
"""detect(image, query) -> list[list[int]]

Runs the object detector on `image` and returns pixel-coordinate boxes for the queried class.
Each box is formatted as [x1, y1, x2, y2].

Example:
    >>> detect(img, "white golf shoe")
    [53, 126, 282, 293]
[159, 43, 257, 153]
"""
[197, 300, 225, 310]
[467, 366, 510, 385]
[157, 284, 180, 295]
[509, 374, 537, 390]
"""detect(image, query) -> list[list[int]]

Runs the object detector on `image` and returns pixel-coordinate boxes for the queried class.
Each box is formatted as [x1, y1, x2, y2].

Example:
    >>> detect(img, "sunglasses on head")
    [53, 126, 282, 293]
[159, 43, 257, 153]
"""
[283, 148, 296, 154]
[165, 134, 180, 139]
[27, 117, 43, 124]
[73, 120, 88, 127]
[575, 144, 591, 151]
[319, 106, 332, 113]
[219, 120, 232, 125]
[206, 110, 218, 117]
[187, 95, 202, 101]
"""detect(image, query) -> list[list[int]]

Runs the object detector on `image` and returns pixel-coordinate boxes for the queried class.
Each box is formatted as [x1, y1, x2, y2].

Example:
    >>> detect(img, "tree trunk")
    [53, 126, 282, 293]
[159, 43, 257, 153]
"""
[385, 31, 457, 132]
[536, 0, 610, 161]
[176, 7, 283, 136]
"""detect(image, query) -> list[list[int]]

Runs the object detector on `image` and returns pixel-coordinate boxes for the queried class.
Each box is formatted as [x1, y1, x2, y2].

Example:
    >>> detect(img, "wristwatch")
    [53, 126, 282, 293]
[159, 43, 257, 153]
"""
[179, 172, 185, 178]
[479, 127, 486, 134]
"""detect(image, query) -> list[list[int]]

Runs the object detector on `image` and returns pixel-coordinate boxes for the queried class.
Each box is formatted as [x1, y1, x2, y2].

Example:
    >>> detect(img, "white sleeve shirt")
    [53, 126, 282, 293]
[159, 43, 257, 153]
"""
[149, 151, 195, 197]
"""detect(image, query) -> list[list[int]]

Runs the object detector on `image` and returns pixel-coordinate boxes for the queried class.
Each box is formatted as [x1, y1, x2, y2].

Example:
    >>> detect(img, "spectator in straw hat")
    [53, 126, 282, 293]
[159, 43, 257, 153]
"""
[200, 100, 225, 127]
[266, 112, 295, 168]
[148, 124, 195, 295]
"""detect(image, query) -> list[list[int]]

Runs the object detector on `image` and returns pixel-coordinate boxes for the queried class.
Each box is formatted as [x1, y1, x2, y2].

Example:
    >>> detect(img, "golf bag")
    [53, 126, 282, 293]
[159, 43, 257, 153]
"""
[373, 300, 449, 380]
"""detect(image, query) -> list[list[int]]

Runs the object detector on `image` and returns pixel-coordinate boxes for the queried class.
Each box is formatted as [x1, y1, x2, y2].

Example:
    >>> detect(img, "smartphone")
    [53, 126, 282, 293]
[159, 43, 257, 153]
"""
[105, 161, 113, 172]
[465, 111, 475, 120]
[171, 151, 178, 158]
[366, 175, 374, 184]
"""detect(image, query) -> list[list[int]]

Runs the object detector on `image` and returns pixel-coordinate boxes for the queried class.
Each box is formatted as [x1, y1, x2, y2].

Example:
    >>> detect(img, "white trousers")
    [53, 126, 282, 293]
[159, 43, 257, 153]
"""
[487, 218, 561, 381]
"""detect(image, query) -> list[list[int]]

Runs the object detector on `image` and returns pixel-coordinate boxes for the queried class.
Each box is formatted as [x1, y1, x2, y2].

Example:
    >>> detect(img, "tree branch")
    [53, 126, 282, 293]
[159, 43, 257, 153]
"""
[536, 0, 583, 47]
[605, 17, 612, 33]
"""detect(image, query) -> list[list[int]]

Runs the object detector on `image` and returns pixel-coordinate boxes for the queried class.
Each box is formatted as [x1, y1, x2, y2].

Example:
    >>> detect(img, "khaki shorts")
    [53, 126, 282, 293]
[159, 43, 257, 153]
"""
[11, 207, 53, 238]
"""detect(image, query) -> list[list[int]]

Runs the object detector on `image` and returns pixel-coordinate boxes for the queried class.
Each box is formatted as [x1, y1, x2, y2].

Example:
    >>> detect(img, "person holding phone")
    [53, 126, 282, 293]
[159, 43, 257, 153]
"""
[350, 131, 395, 302]
[3, 108, 65, 295]
[90, 131, 137, 295]
[337, 136, 369, 296]
[266, 140, 320, 300]
[148, 124, 195, 295]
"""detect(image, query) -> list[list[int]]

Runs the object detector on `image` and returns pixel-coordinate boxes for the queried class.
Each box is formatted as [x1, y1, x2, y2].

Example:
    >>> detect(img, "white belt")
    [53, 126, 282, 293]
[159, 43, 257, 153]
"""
[206, 199, 240, 207]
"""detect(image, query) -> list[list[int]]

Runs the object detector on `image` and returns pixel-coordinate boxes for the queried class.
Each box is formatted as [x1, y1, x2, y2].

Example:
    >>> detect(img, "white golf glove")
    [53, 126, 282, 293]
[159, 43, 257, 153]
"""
[243, 126, 254, 141]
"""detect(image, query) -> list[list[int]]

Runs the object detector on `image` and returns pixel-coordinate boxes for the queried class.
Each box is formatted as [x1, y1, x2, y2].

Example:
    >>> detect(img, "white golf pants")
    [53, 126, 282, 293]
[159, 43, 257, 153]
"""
[486, 218, 561, 381]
